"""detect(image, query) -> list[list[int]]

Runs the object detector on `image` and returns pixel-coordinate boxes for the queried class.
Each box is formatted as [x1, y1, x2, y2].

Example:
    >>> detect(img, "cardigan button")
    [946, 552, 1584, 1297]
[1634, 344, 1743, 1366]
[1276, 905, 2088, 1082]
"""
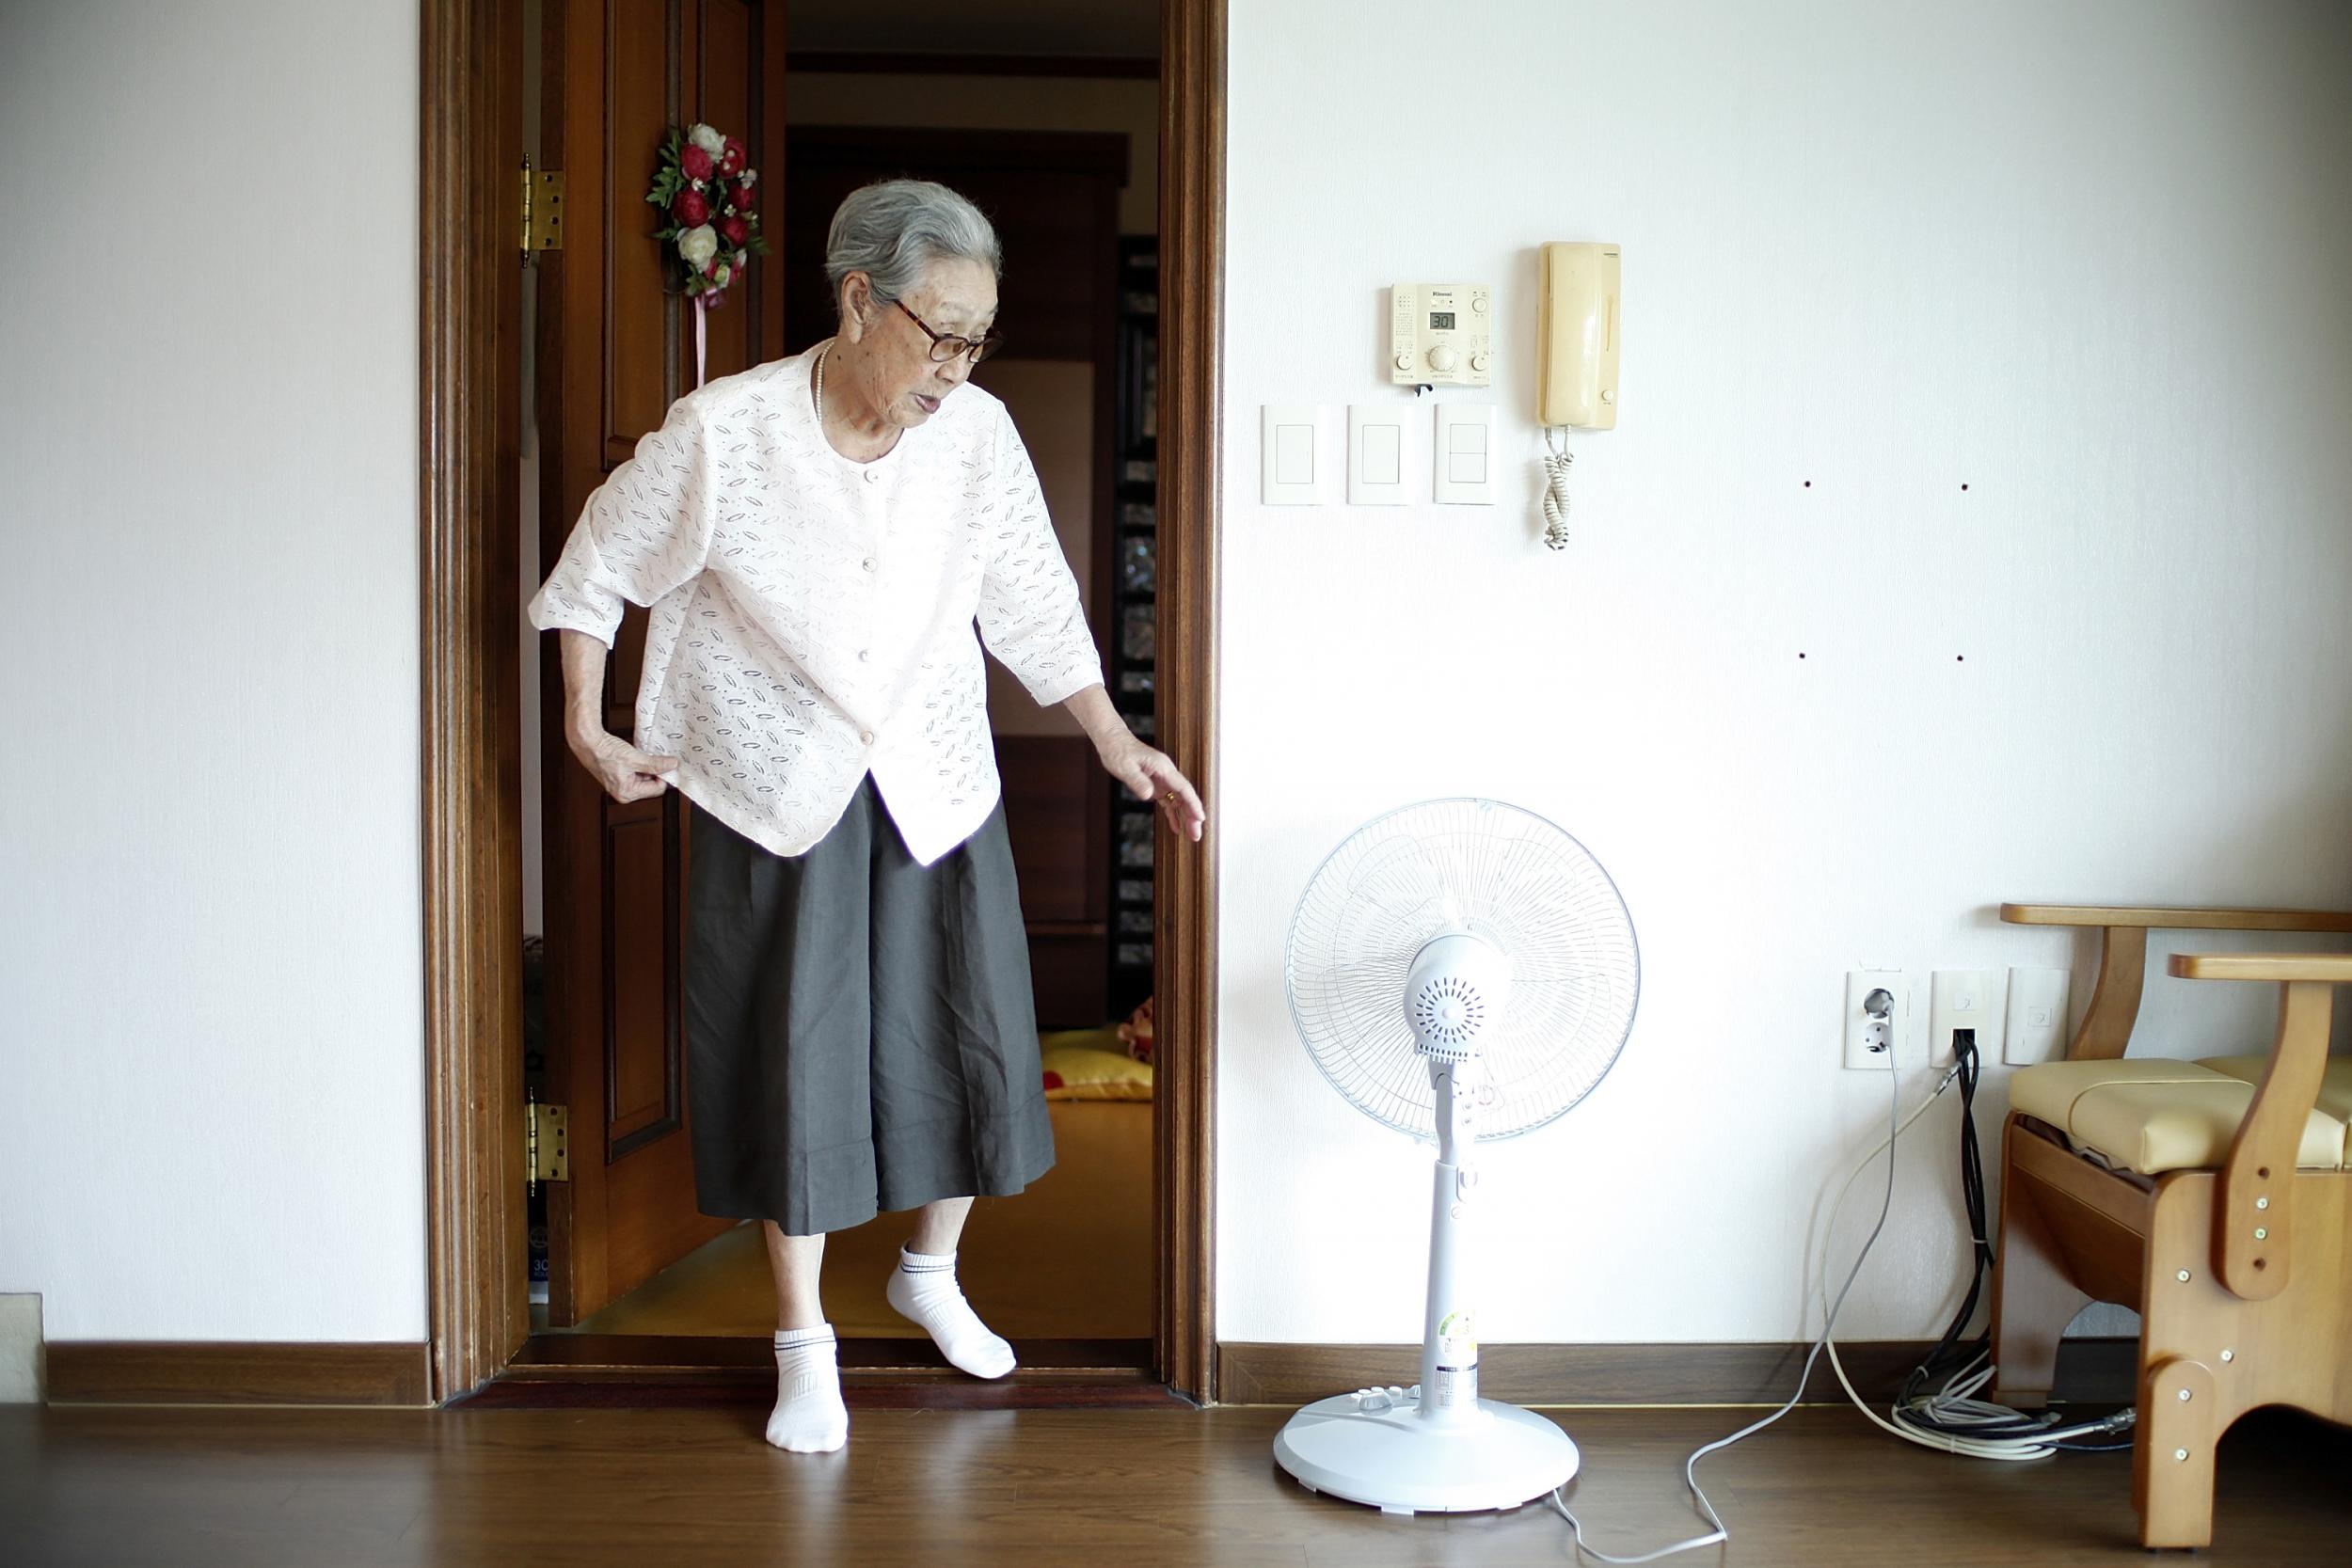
[860, 730, 875, 745]
[857, 649, 871, 662]
[863, 468, 880, 483]
[861, 557, 877, 572]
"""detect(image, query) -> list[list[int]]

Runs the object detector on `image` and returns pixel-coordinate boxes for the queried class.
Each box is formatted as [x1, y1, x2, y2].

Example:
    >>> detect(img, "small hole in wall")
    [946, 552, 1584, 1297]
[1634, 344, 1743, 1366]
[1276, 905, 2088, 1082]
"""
[1957, 655, 1966, 662]
[1961, 483, 1970, 491]
[1798, 652, 1807, 659]
[1803, 480, 1812, 488]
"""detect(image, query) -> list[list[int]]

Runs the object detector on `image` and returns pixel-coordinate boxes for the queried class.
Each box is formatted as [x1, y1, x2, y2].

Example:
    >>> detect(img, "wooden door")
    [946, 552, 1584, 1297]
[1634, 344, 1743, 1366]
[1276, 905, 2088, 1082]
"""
[536, 0, 790, 1324]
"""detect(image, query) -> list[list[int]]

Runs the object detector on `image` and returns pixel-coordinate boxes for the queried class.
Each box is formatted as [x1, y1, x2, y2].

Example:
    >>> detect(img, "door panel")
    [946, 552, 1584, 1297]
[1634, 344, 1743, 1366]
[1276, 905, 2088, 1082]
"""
[538, 0, 788, 1326]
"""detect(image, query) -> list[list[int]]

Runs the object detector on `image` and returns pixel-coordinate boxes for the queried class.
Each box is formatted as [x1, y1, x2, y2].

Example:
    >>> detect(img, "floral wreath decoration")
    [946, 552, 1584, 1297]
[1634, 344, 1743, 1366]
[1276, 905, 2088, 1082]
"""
[646, 122, 770, 385]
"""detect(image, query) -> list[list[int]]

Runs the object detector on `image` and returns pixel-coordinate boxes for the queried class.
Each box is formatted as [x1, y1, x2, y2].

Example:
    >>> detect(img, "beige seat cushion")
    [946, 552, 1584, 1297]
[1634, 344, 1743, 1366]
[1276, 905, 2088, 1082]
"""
[2197, 1053, 2352, 1125]
[2009, 1058, 2347, 1175]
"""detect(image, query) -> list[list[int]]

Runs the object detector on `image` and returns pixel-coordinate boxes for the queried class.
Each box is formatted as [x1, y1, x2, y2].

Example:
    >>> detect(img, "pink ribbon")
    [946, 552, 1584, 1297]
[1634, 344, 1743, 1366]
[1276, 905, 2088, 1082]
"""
[693, 293, 708, 389]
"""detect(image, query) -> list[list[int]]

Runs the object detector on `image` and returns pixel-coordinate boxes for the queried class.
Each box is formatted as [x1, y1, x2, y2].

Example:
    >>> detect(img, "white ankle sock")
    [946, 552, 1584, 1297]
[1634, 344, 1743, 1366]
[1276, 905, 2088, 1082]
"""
[767, 1324, 849, 1452]
[885, 1246, 1016, 1379]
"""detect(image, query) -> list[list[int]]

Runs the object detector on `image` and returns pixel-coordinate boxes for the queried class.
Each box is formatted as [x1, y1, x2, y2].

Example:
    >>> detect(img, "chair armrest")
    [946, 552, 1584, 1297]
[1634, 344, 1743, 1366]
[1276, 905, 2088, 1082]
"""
[2167, 957, 2348, 1300]
[2002, 904, 2352, 932]
[1999, 907, 2352, 1063]
[2168, 953, 2352, 982]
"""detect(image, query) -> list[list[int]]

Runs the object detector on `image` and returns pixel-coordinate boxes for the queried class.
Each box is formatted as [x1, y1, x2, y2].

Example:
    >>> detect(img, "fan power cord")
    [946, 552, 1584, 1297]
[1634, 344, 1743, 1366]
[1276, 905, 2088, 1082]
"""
[1540, 428, 1574, 550]
[1547, 1030, 1911, 1562]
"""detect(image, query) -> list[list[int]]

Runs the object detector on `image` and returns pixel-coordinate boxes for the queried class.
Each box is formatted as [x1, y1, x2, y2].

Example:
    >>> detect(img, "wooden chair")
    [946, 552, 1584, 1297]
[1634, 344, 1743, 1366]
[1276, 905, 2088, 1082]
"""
[1990, 904, 2352, 1548]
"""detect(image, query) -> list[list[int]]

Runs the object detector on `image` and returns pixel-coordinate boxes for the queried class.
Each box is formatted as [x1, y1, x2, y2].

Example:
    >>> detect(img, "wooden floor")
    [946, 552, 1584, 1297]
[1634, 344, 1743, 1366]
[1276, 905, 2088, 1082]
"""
[562, 1101, 1155, 1339]
[8, 1400, 2349, 1566]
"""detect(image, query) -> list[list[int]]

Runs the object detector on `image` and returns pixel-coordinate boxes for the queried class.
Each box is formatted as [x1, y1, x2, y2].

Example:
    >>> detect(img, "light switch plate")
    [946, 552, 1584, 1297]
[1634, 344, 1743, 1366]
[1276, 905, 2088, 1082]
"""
[1931, 969, 2004, 1063]
[1347, 404, 1412, 505]
[1261, 404, 1331, 505]
[2004, 966, 2072, 1065]
[1432, 403, 1496, 505]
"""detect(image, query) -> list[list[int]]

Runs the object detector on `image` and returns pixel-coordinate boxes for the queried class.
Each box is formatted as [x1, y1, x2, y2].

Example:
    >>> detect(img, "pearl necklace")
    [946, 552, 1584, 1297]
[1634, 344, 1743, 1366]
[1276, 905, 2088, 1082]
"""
[814, 344, 829, 428]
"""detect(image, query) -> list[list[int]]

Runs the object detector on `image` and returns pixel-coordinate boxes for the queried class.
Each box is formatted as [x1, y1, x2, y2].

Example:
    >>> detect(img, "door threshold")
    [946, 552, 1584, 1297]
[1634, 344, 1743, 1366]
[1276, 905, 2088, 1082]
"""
[453, 1334, 1181, 1409]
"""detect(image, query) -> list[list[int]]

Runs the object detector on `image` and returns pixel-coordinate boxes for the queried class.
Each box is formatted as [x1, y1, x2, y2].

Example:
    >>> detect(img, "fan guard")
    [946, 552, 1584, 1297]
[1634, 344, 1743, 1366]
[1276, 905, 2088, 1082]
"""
[1284, 797, 1639, 1141]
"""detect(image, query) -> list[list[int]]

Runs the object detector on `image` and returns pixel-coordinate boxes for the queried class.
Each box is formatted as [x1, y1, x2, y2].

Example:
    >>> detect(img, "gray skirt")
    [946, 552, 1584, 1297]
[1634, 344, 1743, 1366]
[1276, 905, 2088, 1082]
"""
[682, 775, 1056, 1235]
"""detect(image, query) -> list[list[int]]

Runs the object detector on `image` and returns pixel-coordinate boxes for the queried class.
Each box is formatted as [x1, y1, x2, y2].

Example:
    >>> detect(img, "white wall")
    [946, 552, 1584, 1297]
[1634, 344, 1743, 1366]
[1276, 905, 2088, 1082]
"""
[1216, 0, 2352, 1345]
[0, 1, 425, 1341]
[4, 0, 2348, 1362]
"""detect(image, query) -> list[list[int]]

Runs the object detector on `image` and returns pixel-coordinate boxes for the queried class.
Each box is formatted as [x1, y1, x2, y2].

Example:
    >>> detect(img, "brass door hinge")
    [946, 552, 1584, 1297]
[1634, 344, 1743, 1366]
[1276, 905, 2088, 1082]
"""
[527, 1093, 569, 1190]
[520, 159, 564, 260]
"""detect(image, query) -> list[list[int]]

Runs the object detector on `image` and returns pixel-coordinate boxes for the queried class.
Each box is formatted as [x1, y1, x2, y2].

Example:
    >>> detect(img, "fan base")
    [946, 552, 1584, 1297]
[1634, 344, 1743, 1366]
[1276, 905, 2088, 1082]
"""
[1273, 1391, 1580, 1514]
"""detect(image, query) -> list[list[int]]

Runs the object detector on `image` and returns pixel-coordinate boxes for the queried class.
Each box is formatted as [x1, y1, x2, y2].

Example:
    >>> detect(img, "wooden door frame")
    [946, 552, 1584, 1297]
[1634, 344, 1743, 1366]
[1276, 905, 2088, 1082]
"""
[419, 0, 1224, 1403]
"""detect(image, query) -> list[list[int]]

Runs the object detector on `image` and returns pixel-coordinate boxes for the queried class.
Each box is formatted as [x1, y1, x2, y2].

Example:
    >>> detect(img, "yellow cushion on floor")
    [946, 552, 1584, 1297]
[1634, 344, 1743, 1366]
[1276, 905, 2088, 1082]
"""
[1041, 1044, 1154, 1101]
[2196, 1053, 2352, 1125]
[2008, 1058, 2347, 1175]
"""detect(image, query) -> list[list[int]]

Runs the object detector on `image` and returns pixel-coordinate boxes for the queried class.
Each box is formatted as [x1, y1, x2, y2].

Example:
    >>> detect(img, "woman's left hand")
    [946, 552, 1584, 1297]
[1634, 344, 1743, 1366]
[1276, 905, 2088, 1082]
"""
[1095, 729, 1206, 843]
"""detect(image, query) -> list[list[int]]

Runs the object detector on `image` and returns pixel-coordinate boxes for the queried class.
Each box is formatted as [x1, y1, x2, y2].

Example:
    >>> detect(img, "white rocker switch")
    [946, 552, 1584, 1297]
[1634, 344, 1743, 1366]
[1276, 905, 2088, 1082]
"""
[1347, 404, 1411, 505]
[1262, 404, 1332, 505]
[1433, 404, 1496, 505]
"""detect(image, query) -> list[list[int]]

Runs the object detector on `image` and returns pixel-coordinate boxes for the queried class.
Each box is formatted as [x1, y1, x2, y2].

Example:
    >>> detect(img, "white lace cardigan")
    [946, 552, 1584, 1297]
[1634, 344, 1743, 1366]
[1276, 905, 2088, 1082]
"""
[528, 343, 1104, 865]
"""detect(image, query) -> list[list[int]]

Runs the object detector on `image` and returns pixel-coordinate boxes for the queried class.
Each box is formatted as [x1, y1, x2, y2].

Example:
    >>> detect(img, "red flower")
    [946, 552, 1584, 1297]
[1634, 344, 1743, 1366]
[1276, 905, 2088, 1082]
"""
[720, 137, 748, 176]
[718, 214, 749, 246]
[673, 189, 709, 226]
[730, 181, 757, 212]
[680, 143, 714, 182]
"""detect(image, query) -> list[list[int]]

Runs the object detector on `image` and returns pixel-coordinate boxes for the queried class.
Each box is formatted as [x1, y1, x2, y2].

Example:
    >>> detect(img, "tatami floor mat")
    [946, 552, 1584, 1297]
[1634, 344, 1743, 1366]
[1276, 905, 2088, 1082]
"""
[567, 1100, 1153, 1338]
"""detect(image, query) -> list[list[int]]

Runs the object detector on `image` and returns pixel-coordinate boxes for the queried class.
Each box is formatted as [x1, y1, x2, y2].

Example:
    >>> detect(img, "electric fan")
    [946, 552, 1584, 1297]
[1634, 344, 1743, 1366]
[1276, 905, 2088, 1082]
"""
[1273, 797, 1641, 1515]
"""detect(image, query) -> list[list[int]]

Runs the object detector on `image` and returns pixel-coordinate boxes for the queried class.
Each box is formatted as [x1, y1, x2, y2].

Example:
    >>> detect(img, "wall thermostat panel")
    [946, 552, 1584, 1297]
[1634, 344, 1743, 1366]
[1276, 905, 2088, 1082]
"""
[1390, 282, 1491, 387]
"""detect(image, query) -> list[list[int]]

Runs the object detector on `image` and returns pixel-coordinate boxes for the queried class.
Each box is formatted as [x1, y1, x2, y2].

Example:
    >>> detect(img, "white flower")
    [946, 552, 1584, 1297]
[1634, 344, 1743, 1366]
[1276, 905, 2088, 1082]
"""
[737, 168, 757, 188]
[688, 123, 725, 158]
[712, 261, 733, 289]
[677, 224, 718, 269]
[732, 248, 748, 267]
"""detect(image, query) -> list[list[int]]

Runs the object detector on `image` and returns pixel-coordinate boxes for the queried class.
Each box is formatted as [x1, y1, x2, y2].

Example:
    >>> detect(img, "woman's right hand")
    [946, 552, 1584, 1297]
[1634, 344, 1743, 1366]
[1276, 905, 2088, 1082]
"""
[568, 725, 680, 803]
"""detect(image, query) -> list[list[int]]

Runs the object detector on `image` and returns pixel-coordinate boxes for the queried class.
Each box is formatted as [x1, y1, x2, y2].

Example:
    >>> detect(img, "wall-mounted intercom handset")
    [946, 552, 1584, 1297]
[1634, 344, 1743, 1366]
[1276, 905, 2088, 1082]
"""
[1534, 241, 1621, 548]
[1537, 243, 1620, 429]
[1391, 283, 1492, 388]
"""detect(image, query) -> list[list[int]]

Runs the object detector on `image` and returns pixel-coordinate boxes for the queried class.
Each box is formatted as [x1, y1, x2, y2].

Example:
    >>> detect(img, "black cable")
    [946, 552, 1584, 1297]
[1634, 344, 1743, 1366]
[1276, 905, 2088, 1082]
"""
[1899, 1028, 1992, 1411]
[1885, 1028, 2138, 1451]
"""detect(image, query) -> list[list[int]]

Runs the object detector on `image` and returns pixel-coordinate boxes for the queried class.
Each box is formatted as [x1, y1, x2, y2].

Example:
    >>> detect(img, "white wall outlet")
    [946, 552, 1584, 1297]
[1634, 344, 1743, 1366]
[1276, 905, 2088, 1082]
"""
[0, 1293, 42, 1403]
[1930, 969, 2004, 1063]
[1843, 970, 1905, 1070]
[2004, 965, 2073, 1065]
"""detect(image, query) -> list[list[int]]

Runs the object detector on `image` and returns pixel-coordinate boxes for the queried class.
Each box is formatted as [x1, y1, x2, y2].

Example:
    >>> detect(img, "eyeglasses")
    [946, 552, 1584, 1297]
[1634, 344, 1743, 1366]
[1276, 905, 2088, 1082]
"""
[891, 298, 1005, 366]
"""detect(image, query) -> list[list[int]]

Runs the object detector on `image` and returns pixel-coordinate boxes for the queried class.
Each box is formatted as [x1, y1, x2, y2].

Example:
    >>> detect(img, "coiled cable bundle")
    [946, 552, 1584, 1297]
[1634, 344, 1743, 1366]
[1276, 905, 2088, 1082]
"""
[1541, 429, 1574, 550]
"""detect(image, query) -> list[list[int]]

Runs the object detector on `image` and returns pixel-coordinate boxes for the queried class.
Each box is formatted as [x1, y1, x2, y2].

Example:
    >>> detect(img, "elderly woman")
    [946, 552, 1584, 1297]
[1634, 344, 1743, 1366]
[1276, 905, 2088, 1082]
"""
[529, 179, 1204, 1453]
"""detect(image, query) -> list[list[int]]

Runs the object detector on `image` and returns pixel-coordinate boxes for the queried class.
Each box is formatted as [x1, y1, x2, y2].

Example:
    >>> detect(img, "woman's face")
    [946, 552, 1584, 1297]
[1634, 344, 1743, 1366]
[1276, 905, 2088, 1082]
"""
[839, 257, 998, 430]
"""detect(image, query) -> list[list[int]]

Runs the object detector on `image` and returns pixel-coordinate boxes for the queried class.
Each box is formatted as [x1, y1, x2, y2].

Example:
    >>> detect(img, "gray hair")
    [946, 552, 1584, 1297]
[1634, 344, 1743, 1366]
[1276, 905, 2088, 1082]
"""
[823, 179, 1002, 314]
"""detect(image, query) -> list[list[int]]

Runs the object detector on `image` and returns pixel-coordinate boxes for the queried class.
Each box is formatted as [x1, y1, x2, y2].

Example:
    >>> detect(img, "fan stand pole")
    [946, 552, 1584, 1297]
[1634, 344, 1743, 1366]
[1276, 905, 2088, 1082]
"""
[1419, 1056, 1480, 1431]
[1268, 1044, 1581, 1513]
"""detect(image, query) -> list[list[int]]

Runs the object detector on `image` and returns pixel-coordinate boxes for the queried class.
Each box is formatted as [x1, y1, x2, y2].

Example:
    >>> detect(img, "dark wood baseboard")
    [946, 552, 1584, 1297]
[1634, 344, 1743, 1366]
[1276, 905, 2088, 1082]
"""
[45, 1341, 433, 1407]
[1215, 1337, 2139, 1408]
[40, 1336, 2134, 1412]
